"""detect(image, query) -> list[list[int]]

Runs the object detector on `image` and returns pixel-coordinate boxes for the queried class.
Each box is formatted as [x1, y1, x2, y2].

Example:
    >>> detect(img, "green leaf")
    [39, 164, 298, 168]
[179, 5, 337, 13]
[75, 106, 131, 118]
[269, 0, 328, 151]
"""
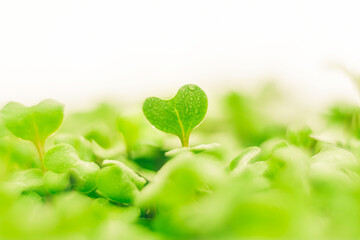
[44, 144, 99, 193]
[96, 160, 146, 203]
[4, 169, 45, 195]
[44, 144, 79, 172]
[54, 133, 95, 162]
[1, 99, 64, 144]
[0, 99, 64, 170]
[117, 117, 140, 157]
[143, 84, 208, 147]
[286, 125, 316, 149]
[137, 152, 224, 209]
[43, 171, 70, 193]
[229, 147, 261, 172]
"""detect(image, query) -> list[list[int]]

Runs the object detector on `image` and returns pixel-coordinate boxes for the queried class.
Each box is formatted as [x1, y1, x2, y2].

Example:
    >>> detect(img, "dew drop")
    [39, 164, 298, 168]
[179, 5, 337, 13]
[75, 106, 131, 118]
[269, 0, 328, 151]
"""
[188, 85, 197, 91]
[195, 109, 199, 114]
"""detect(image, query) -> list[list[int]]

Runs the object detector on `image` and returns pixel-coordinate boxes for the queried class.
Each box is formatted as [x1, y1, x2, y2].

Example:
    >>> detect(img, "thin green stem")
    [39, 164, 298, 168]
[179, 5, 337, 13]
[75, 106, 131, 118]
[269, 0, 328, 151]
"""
[32, 117, 46, 171]
[174, 108, 189, 147]
[126, 142, 133, 160]
[181, 135, 189, 147]
[35, 140, 45, 172]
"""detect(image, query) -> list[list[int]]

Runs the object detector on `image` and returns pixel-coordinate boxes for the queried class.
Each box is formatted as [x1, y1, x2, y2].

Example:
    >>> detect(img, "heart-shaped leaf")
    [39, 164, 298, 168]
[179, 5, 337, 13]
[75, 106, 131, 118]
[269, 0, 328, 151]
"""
[143, 84, 207, 147]
[1, 99, 64, 144]
[0, 99, 64, 170]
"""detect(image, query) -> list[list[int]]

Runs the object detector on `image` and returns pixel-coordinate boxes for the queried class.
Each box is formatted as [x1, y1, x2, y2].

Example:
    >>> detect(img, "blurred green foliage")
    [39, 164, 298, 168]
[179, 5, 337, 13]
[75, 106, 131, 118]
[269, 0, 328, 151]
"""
[1, 84, 360, 240]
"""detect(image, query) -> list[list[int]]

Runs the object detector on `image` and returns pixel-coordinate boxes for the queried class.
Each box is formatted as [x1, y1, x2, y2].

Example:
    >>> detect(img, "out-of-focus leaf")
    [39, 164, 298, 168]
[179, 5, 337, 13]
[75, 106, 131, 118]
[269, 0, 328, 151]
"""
[44, 144, 99, 193]
[96, 160, 146, 203]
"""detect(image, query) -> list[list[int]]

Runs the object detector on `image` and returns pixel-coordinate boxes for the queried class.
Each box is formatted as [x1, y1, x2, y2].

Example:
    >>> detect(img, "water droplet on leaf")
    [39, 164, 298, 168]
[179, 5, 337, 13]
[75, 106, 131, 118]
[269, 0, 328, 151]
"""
[188, 85, 197, 91]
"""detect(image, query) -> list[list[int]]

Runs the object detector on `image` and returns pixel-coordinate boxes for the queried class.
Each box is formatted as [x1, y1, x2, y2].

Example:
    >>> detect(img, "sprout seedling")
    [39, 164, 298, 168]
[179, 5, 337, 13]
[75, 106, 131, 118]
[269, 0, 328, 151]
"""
[0, 99, 64, 171]
[143, 84, 208, 147]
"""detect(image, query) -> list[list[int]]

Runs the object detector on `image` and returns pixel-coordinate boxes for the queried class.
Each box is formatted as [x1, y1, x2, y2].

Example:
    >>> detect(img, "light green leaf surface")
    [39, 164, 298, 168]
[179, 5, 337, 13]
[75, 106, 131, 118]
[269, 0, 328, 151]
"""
[117, 117, 140, 157]
[229, 146, 261, 171]
[143, 84, 207, 147]
[44, 144, 79, 172]
[0, 99, 64, 170]
[4, 169, 44, 195]
[96, 160, 146, 203]
[1, 99, 64, 144]
[44, 144, 99, 193]
[43, 171, 70, 193]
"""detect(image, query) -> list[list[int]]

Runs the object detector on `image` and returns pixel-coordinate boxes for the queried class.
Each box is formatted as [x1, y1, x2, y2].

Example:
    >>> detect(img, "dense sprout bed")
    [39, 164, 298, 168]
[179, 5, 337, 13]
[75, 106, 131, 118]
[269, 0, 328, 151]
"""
[1, 84, 360, 240]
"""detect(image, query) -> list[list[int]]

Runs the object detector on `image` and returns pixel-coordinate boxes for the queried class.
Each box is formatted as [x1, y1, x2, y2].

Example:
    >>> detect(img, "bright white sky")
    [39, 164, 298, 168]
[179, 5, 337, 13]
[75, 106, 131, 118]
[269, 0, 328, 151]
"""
[0, 0, 360, 108]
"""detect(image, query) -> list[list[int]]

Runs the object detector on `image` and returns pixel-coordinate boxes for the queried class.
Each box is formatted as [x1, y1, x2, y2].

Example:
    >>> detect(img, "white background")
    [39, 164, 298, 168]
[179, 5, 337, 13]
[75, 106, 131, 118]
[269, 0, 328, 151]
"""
[1, 0, 360, 108]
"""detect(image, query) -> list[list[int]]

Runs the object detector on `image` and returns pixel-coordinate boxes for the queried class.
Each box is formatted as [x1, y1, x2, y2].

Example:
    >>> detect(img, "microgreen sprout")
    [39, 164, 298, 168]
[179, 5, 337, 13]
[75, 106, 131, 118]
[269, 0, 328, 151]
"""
[143, 84, 208, 147]
[0, 99, 64, 171]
